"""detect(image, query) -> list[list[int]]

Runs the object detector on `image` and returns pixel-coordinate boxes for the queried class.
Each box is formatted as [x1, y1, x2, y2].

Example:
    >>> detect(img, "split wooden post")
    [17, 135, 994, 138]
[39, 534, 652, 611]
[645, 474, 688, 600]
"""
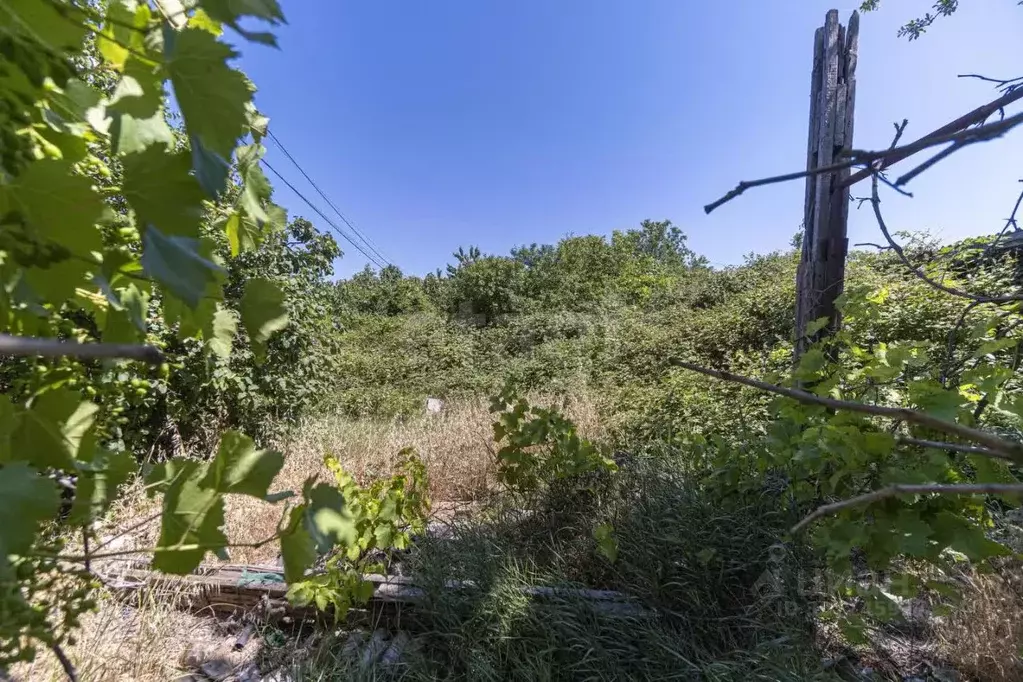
[794, 9, 858, 360]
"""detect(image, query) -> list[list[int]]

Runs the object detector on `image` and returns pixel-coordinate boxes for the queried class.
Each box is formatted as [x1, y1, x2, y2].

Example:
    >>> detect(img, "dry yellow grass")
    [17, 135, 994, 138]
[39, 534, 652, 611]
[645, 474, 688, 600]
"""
[10, 395, 601, 682]
[936, 564, 1023, 682]
[222, 394, 600, 565]
[13, 585, 225, 682]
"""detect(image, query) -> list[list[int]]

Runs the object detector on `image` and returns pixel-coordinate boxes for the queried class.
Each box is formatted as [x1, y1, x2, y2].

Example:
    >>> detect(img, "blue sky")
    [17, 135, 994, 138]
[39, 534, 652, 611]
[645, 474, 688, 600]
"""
[236, 1, 1023, 277]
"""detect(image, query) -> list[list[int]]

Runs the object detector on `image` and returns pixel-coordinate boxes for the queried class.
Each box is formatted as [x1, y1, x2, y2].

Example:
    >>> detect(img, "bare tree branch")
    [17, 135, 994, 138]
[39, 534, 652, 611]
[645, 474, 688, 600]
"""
[791, 483, 1023, 534]
[896, 436, 1014, 462]
[0, 334, 164, 365]
[958, 73, 1023, 94]
[870, 174, 1023, 303]
[842, 87, 1023, 188]
[704, 88, 1023, 214]
[894, 111, 1023, 186]
[667, 359, 1023, 462]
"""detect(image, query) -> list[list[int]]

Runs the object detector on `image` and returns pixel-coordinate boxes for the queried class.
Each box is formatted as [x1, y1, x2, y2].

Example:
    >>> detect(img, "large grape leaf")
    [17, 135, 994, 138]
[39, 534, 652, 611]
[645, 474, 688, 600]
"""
[224, 212, 263, 256]
[165, 28, 251, 161]
[2, 0, 88, 51]
[236, 143, 271, 224]
[0, 463, 60, 558]
[24, 259, 93, 305]
[199, 0, 284, 45]
[305, 483, 359, 552]
[10, 390, 98, 469]
[14, 160, 103, 256]
[142, 227, 223, 309]
[123, 145, 205, 237]
[152, 459, 227, 574]
[280, 504, 317, 582]
[192, 136, 231, 197]
[208, 306, 237, 359]
[200, 430, 284, 499]
[240, 277, 288, 361]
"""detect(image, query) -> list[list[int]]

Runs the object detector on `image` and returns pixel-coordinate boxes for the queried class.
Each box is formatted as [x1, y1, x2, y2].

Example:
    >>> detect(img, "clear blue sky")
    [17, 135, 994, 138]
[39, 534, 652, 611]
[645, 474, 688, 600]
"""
[236, 1, 1023, 277]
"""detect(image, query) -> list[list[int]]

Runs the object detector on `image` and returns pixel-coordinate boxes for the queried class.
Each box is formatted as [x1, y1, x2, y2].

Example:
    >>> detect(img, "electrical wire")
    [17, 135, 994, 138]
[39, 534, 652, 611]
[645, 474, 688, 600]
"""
[261, 159, 389, 269]
[266, 130, 393, 267]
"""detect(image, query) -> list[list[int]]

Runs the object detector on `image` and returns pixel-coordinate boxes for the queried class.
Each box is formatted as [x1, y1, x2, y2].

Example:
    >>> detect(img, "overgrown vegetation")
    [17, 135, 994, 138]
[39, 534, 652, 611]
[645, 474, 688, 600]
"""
[2, 1, 1022, 681]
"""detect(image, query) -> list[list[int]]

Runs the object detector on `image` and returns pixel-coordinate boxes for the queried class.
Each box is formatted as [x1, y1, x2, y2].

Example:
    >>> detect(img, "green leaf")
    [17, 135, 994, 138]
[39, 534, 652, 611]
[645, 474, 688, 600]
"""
[305, 483, 358, 552]
[795, 348, 827, 380]
[2, 0, 88, 51]
[280, 505, 317, 582]
[165, 28, 251, 160]
[110, 108, 174, 156]
[908, 380, 965, 422]
[14, 160, 103, 256]
[208, 307, 237, 359]
[123, 145, 206, 237]
[970, 454, 1015, 485]
[0, 463, 60, 557]
[200, 430, 284, 498]
[973, 337, 1018, 358]
[191, 136, 231, 198]
[373, 522, 395, 548]
[240, 277, 288, 361]
[804, 316, 830, 338]
[200, 0, 285, 26]
[224, 212, 263, 256]
[593, 522, 618, 563]
[11, 390, 98, 469]
[142, 227, 223, 309]
[246, 102, 269, 140]
[236, 143, 271, 224]
[103, 283, 148, 344]
[69, 450, 135, 526]
[99, 0, 152, 71]
[152, 459, 226, 574]
[189, 8, 223, 34]
[891, 512, 934, 557]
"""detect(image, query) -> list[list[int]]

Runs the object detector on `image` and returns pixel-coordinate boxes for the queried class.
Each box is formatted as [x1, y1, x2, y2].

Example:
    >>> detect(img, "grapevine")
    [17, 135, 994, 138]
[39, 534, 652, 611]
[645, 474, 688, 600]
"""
[0, 0, 374, 673]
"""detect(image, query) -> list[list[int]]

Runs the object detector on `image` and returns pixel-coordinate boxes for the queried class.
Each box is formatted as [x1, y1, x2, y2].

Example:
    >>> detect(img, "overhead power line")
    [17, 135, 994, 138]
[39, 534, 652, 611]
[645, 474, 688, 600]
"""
[266, 130, 393, 268]
[261, 159, 389, 269]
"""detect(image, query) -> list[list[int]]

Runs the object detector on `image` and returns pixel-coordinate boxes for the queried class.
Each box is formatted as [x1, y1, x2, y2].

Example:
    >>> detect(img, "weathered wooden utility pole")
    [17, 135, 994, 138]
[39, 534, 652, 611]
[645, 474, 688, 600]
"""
[794, 9, 858, 360]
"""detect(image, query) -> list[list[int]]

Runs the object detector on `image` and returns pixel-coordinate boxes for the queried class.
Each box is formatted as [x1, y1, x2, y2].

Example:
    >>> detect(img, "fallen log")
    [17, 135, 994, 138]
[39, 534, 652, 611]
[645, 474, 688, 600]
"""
[99, 562, 650, 627]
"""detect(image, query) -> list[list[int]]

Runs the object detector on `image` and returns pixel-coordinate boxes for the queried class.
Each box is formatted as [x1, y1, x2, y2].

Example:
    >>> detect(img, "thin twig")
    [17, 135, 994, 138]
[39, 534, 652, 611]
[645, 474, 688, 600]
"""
[958, 73, 1023, 94]
[896, 436, 1013, 462]
[92, 510, 164, 552]
[791, 483, 1023, 534]
[0, 334, 164, 364]
[704, 88, 1023, 214]
[668, 359, 1023, 462]
[50, 642, 78, 682]
[870, 174, 1023, 303]
[942, 300, 986, 385]
[40, 531, 286, 564]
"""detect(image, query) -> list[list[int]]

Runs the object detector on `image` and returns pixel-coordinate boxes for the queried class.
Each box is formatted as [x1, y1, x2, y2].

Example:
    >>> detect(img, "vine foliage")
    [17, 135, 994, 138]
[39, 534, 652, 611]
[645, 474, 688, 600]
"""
[0, 0, 371, 670]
